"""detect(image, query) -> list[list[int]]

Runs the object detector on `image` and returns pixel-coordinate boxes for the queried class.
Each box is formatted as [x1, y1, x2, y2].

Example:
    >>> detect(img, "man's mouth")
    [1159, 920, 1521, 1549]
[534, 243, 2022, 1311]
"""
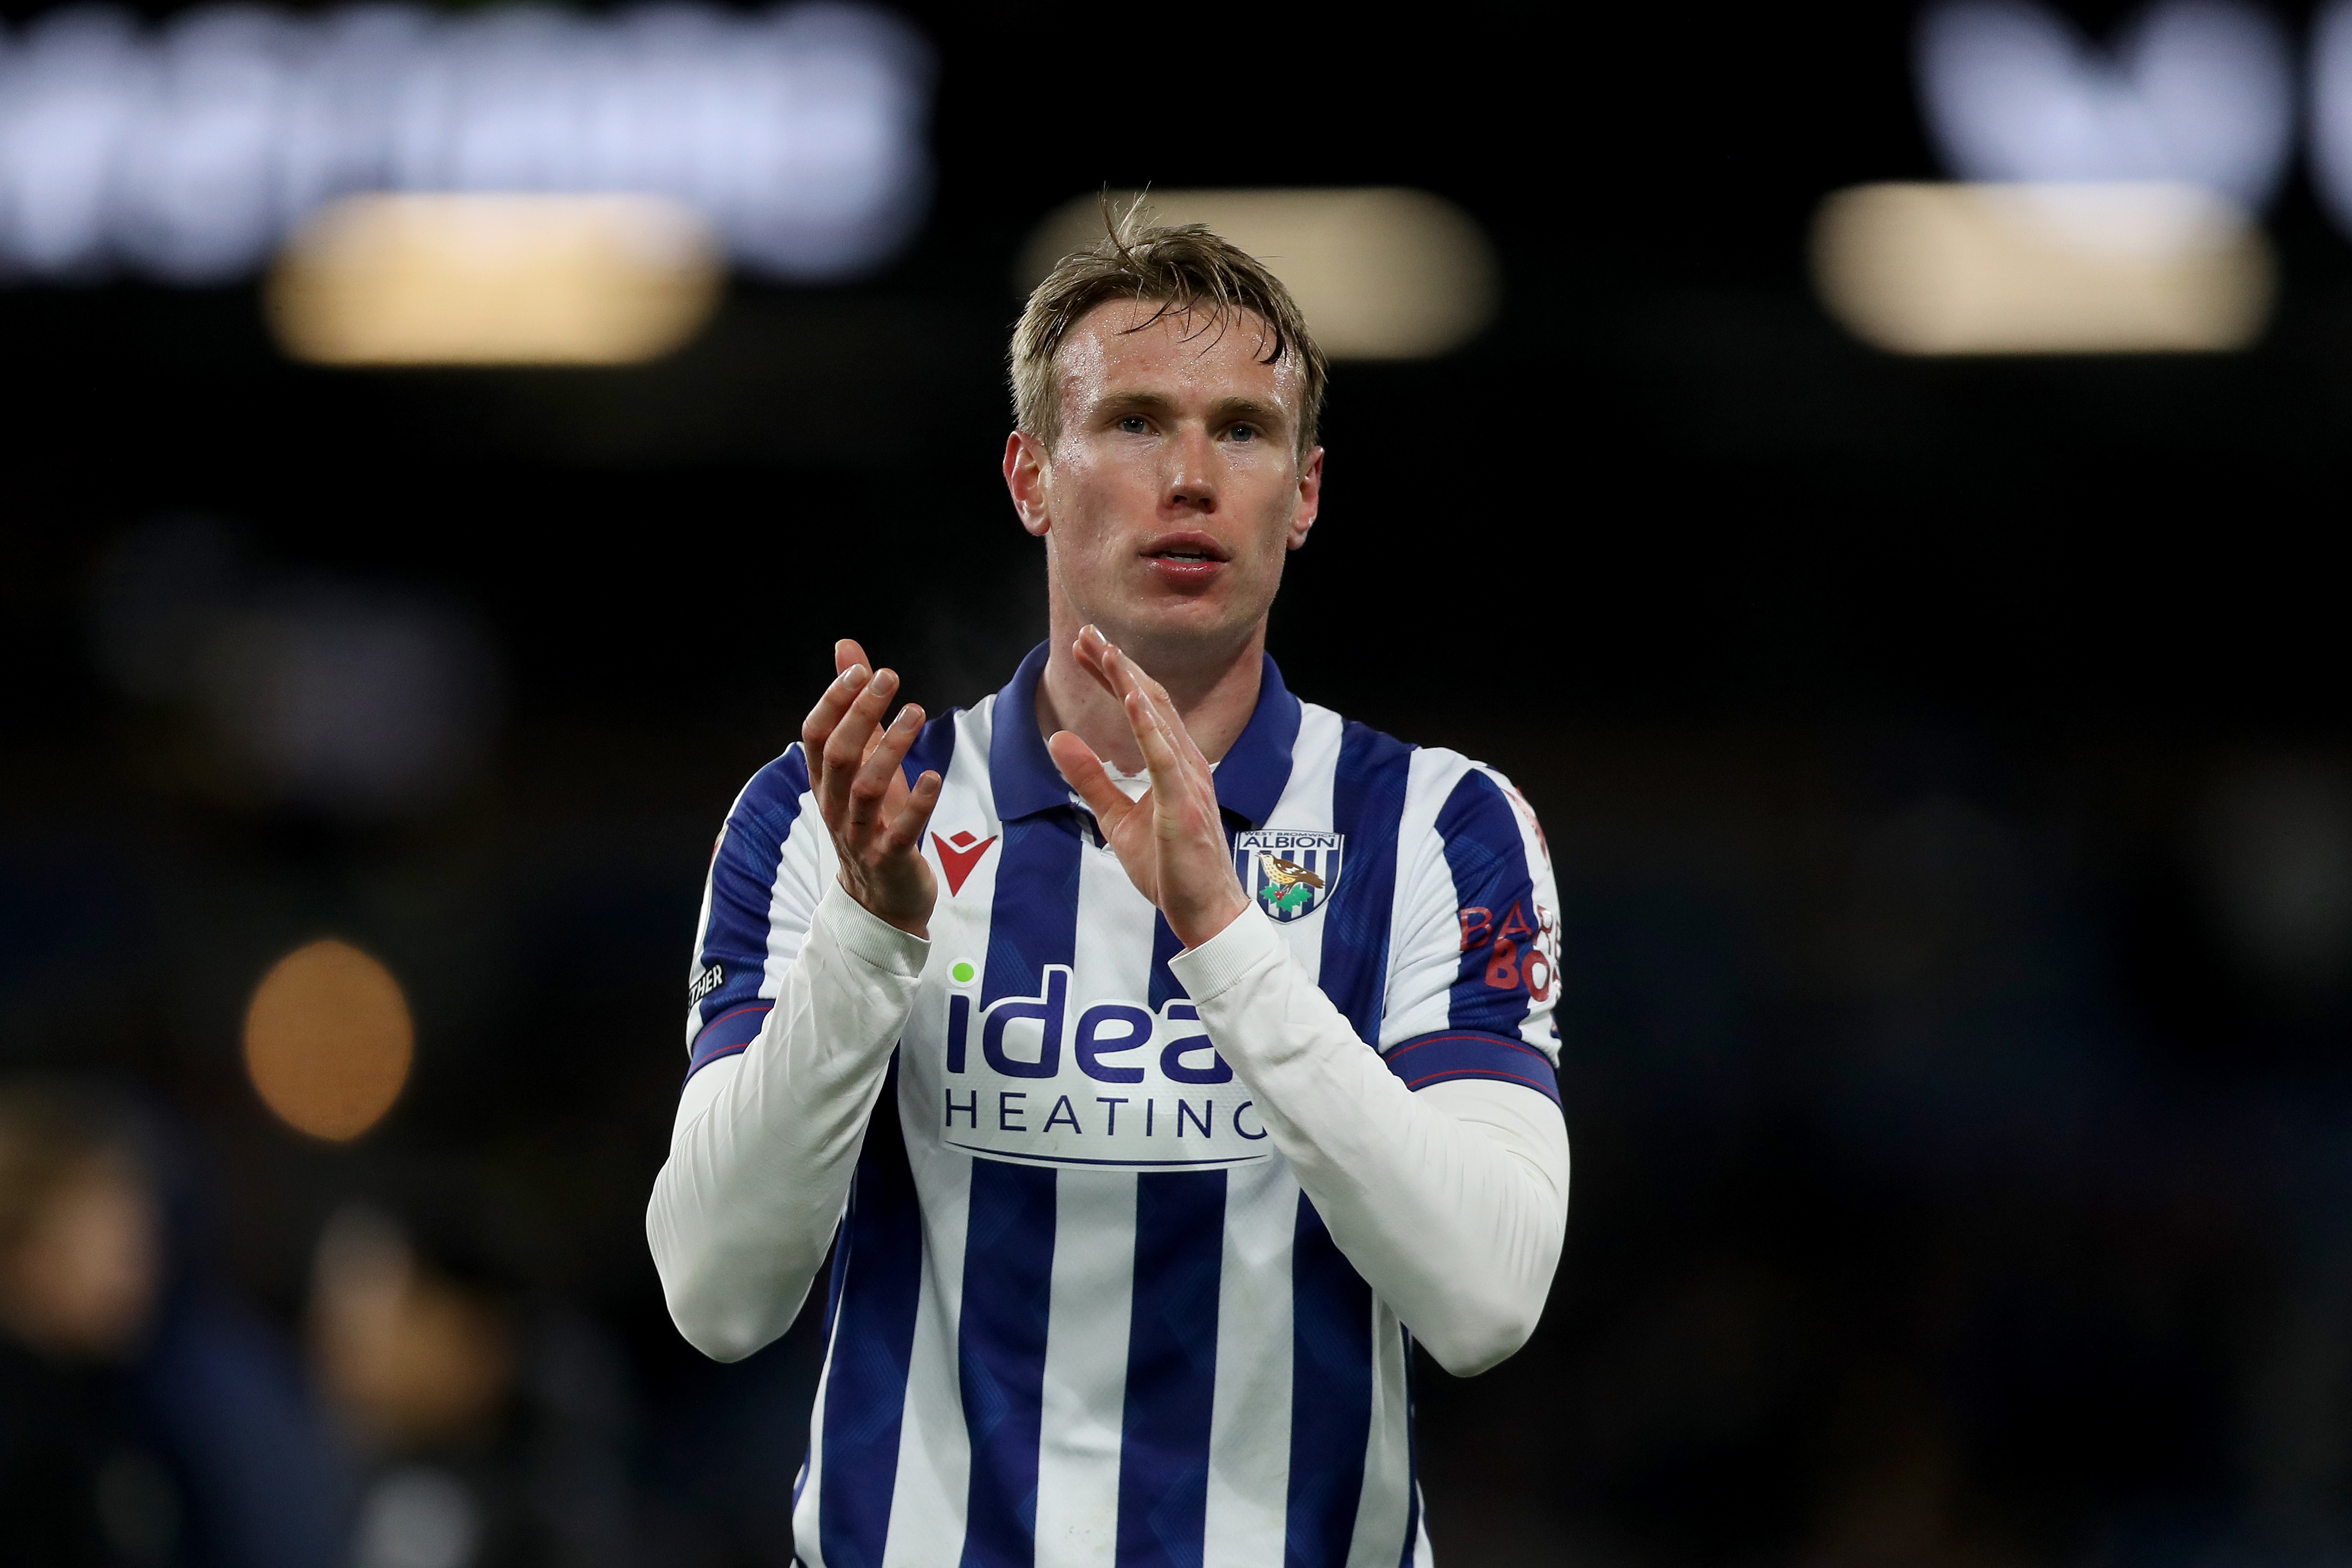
[1142, 532, 1231, 565]
[1142, 533, 1230, 590]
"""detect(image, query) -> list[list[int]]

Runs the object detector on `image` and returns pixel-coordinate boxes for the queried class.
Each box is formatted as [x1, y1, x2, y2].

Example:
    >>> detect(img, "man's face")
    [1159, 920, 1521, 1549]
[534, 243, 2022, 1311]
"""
[1006, 300, 1321, 665]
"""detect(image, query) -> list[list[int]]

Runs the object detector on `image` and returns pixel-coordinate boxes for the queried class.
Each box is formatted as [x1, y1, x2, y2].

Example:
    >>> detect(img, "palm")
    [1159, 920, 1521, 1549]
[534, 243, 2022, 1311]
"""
[1046, 629, 1250, 950]
[800, 638, 942, 936]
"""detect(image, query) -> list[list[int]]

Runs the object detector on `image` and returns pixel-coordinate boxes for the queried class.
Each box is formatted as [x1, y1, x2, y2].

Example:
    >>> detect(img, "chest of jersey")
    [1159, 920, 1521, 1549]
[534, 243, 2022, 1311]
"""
[894, 808, 1334, 1173]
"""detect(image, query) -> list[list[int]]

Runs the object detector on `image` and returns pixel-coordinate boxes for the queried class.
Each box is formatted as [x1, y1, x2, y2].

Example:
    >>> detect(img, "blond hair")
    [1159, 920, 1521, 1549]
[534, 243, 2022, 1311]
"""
[1011, 202, 1328, 458]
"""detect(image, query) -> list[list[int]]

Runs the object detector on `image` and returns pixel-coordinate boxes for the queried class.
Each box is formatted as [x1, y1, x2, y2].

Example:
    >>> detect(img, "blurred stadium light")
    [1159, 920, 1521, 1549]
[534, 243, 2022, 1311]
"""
[1812, 181, 2272, 354]
[1814, 0, 2288, 355]
[0, 2, 931, 284]
[1918, 0, 2294, 208]
[269, 194, 722, 365]
[2309, 3, 2352, 242]
[243, 940, 415, 1142]
[1020, 189, 1496, 360]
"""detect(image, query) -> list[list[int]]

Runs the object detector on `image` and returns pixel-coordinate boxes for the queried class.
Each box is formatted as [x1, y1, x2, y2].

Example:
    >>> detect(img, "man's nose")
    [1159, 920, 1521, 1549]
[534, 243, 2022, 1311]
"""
[1165, 427, 1217, 513]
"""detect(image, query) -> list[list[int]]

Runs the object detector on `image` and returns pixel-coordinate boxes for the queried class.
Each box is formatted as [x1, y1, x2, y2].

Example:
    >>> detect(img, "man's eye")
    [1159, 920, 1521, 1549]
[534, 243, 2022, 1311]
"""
[1118, 416, 1149, 434]
[1229, 424, 1258, 442]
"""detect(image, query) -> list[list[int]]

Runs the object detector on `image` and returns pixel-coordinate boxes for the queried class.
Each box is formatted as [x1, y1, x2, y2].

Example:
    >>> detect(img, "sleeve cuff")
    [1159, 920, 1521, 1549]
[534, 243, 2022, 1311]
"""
[1381, 1031, 1562, 1106]
[1166, 906, 1284, 1001]
[814, 879, 931, 977]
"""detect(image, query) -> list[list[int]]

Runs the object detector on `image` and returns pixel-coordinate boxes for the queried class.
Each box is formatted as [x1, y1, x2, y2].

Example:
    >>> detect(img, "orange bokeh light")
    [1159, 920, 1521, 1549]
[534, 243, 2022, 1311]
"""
[242, 939, 413, 1142]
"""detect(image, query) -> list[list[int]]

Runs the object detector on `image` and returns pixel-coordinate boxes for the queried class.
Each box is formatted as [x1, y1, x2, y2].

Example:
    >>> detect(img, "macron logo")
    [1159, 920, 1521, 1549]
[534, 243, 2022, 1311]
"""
[933, 830, 999, 897]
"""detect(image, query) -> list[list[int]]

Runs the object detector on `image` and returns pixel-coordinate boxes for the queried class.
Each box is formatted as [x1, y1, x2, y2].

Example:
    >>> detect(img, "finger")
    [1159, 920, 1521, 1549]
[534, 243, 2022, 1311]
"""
[1123, 686, 1192, 803]
[1073, 625, 1123, 702]
[845, 699, 922, 836]
[822, 667, 899, 816]
[802, 663, 872, 781]
[1100, 647, 1199, 788]
[1113, 648, 1216, 792]
[861, 720, 891, 769]
[882, 769, 945, 854]
[844, 645, 894, 768]
[1049, 729, 1137, 827]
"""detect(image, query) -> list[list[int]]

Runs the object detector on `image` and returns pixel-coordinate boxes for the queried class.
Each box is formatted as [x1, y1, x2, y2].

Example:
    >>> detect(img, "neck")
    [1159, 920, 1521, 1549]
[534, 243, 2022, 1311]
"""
[1035, 606, 1265, 774]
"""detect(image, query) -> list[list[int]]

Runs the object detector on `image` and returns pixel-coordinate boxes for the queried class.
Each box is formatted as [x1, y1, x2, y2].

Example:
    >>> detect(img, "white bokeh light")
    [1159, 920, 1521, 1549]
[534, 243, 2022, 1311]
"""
[1918, 1, 2294, 208]
[0, 1, 930, 283]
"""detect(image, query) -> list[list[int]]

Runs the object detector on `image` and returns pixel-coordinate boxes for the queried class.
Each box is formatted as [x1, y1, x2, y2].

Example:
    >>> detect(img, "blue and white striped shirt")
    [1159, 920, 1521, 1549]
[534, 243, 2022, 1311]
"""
[682, 644, 1561, 1568]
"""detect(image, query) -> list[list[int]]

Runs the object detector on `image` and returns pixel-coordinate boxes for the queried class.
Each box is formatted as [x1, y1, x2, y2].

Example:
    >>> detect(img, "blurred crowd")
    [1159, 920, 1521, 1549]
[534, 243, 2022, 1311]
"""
[0, 1079, 637, 1568]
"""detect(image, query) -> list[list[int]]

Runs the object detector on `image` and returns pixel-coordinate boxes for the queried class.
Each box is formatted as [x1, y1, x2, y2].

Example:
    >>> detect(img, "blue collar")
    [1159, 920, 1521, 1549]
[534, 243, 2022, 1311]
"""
[987, 641, 1303, 828]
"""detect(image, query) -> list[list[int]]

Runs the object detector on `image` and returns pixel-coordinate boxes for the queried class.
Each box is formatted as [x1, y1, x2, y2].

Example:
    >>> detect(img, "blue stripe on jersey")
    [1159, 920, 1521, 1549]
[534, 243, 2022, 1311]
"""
[982, 813, 1083, 1005]
[684, 1004, 771, 1081]
[1117, 1170, 1228, 1568]
[1382, 1031, 1561, 1106]
[818, 1056, 925, 1568]
[1395, 1325, 1421, 1568]
[988, 645, 1068, 822]
[1211, 655, 1303, 826]
[901, 704, 960, 791]
[1145, 915, 1185, 1012]
[959, 1159, 1058, 1568]
[1320, 723, 1416, 1041]
[1286, 1194, 1374, 1568]
[960, 766, 1080, 1566]
[691, 745, 811, 1042]
[1434, 770, 1541, 1038]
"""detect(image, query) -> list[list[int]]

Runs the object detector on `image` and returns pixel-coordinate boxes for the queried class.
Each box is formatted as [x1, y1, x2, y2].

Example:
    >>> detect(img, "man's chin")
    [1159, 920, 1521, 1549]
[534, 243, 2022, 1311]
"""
[1094, 594, 1264, 666]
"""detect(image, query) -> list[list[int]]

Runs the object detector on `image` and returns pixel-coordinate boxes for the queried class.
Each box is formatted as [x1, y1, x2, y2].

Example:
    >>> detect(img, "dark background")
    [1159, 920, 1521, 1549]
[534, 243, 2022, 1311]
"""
[8, 1, 2352, 1563]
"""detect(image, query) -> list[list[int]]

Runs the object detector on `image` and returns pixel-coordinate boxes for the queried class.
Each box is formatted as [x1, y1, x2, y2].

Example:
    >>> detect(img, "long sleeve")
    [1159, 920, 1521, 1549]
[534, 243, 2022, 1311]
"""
[647, 881, 929, 1362]
[1169, 910, 1569, 1376]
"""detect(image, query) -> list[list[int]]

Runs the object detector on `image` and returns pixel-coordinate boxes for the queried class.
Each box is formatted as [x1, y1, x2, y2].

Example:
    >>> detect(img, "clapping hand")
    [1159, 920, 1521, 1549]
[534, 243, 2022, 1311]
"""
[801, 639, 943, 938]
[1047, 625, 1251, 950]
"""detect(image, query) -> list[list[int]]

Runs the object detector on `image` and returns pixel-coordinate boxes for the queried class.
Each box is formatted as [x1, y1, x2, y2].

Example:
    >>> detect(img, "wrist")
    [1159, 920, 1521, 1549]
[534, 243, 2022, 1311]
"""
[837, 869, 929, 941]
[1172, 886, 1251, 952]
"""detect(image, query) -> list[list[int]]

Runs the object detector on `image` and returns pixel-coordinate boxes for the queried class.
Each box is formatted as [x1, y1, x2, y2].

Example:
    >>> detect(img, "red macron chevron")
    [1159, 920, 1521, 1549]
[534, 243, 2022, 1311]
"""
[933, 830, 999, 896]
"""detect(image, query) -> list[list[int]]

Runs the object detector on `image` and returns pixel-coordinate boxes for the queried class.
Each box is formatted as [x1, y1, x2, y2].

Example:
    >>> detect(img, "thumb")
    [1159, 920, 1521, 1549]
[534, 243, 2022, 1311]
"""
[1048, 730, 1131, 825]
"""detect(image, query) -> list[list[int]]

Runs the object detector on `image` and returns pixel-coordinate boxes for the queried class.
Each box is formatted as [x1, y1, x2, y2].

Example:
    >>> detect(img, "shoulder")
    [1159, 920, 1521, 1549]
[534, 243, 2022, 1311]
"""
[725, 744, 813, 839]
[1304, 703, 1545, 848]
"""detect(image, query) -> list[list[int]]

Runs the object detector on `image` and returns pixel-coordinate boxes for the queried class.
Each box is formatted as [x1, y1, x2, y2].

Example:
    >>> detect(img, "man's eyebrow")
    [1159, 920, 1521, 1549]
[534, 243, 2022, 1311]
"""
[1093, 389, 1179, 416]
[1086, 390, 1292, 428]
[1208, 395, 1289, 428]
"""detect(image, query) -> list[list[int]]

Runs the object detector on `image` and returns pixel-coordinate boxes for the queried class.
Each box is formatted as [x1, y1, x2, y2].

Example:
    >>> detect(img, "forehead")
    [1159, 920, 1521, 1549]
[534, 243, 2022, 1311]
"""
[1055, 298, 1299, 412]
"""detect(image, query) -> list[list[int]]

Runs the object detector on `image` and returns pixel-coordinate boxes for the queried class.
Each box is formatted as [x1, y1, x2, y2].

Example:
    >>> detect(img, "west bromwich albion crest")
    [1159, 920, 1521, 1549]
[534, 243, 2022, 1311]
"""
[1234, 829, 1344, 922]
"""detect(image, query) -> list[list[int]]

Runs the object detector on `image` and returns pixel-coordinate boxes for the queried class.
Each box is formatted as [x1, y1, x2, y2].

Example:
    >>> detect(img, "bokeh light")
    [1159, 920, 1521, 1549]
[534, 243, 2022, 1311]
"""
[0, 1, 932, 283]
[1811, 180, 2272, 354]
[242, 940, 414, 1142]
[1918, 0, 2294, 206]
[268, 193, 723, 367]
[1020, 188, 1496, 360]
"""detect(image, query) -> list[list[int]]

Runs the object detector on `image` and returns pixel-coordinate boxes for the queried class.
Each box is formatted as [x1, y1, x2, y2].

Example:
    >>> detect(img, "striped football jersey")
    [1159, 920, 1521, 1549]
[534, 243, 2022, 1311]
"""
[682, 644, 1561, 1568]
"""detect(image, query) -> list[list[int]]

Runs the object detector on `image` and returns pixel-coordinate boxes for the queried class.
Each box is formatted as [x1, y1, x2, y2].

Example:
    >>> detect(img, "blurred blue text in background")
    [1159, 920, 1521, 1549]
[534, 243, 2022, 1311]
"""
[6, 0, 2352, 1563]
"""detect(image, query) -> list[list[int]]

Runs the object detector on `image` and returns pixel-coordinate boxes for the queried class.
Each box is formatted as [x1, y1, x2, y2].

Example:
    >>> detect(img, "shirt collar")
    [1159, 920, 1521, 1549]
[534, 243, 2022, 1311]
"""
[988, 641, 1303, 828]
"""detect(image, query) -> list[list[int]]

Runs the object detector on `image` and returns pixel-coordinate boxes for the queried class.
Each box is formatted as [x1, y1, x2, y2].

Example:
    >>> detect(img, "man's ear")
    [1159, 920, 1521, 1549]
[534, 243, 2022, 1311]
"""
[1005, 430, 1053, 538]
[1287, 445, 1323, 550]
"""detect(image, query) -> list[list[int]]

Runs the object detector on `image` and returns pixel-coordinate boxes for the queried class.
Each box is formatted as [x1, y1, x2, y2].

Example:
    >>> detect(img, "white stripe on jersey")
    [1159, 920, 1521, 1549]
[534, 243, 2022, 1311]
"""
[1035, 1171, 1137, 1568]
[1349, 1310, 1416, 1567]
[1200, 1156, 1301, 1566]
[877, 1141, 974, 1568]
[874, 702, 1001, 1568]
[1380, 746, 1479, 1049]
[1268, 702, 1347, 985]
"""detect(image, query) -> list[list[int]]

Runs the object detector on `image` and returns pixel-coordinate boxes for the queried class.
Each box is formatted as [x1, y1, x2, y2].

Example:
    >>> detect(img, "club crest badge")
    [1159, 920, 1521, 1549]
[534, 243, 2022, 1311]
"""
[1234, 830, 1344, 923]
